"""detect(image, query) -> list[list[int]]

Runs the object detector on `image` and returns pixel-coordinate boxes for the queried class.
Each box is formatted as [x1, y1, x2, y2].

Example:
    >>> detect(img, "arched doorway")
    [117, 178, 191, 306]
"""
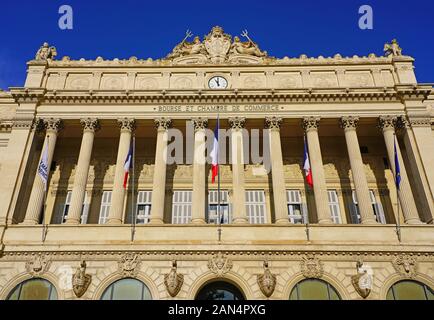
[196, 281, 245, 300]
[7, 278, 58, 300]
[387, 280, 434, 300]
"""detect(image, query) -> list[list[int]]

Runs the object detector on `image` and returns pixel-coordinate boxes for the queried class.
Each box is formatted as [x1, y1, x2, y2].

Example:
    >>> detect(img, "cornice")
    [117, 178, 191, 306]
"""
[41, 87, 400, 104]
[395, 84, 432, 101]
[10, 87, 46, 104]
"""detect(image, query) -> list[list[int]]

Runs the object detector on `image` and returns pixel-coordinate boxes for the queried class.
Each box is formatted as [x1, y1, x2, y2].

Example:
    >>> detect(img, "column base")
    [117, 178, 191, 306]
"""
[191, 218, 206, 224]
[106, 218, 122, 225]
[20, 219, 39, 225]
[64, 218, 80, 225]
[404, 218, 424, 225]
[275, 218, 290, 224]
[361, 219, 378, 225]
[149, 218, 164, 224]
[318, 218, 333, 224]
[232, 217, 248, 224]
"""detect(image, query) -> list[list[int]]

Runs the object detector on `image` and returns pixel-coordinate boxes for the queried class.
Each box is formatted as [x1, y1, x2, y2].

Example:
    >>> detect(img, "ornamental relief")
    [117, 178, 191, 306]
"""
[310, 73, 338, 87]
[242, 75, 264, 88]
[173, 165, 193, 179]
[136, 77, 159, 90]
[283, 163, 303, 179]
[172, 77, 193, 89]
[345, 72, 374, 87]
[101, 76, 126, 90]
[138, 164, 154, 179]
[277, 75, 301, 88]
[67, 76, 91, 90]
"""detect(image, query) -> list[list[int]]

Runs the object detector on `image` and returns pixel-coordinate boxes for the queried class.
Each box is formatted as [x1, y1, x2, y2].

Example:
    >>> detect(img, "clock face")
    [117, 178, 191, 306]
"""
[208, 76, 228, 89]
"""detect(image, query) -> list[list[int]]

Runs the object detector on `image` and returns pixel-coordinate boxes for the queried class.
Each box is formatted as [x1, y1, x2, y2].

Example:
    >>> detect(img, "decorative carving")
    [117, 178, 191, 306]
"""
[203, 26, 232, 63]
[257, 261, 276, 298]
[230, 30, 267, 57]
[265, 116, 282, 130]
[228, 117, 246, 130]
[118, 253, 141, 277]
[44, 118, 63, 132]
[208, 252, 233, 276]
[155, 118, 172, 131]
[35, 42, 57, 61]
[278, 75, 300, 88]
[80, 118, 100, 132]
[12, 119, 34, 130]
[117, 118, 135, 132]
[26, 253, 51, 276]
[243, 76, 263, 88]
[351, 259, 372, 299]
[69, 77, 91, 90]
[340, 116, 359, 130]
[192, 117, 208, 131]
[378, 116, 397, 131]
[384, 39, 402, 57]
[302, 117, 320, 131]
[300, 254, 323, 279]
[164, 260, 184, 297]
[136, 77, 158, 90]
[72, 260, 92, 298]
[408, 118, 431, 127]
[393, 254, 417, 277]
[102, 77, 125, 90]
[173, 77, 193, 89]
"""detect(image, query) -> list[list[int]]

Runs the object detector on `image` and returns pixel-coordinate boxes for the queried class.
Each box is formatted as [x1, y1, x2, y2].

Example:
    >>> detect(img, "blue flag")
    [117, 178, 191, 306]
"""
[394, 137, 401, 190]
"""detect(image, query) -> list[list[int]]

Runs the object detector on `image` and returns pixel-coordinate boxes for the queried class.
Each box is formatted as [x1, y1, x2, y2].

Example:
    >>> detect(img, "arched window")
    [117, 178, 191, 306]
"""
[7, 278, 58, 300]
[289, 279, 341, 300]
[387, 280, 434, 300]
[196, 281, 245, 300]
[101, 278, 152, 300]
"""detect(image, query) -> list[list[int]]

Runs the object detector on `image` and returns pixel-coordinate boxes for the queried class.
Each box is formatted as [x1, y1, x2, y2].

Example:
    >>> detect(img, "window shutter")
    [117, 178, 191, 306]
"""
[136, 191, 152, 224]
[286, 190, 303, 224]
[245, 190, 266, 224]
[98, 191, 112, 224]
[327, 190, 341, 224]
[172, 190, 192, 224]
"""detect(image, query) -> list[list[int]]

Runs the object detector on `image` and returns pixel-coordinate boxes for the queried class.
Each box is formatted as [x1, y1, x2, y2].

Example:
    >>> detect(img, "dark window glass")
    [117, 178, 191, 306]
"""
[7, 278, 58, 300]
[387, 280, 434, 300]
[196, 281, 245, 300]
[101, 278, 152, 300]
[289, 279, 341, 300]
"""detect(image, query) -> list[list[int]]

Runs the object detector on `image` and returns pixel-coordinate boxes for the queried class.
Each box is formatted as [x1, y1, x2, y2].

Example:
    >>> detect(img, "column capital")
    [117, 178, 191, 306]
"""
[117, 118, 135, 132]
[192, 117, 208, 131]
[265, 116, 282, 130]
[44, 118, 63, 133]
[378, 116, 397, 131]
[302, 117, 320, 131]
[339, 116, 359, 130]
[228, 117, 246, 130]
[80, 118, 100, 132]
[154, 117, 172, 131]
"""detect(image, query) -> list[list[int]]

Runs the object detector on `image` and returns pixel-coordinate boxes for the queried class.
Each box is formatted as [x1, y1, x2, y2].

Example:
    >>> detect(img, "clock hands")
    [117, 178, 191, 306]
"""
[215, 78, 220, 87]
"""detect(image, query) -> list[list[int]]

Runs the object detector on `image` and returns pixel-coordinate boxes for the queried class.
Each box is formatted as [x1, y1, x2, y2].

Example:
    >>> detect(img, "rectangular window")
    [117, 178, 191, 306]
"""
[351, 190, 386, 224]
[172, 190, 192, 224]
[58, 191, 89, 224]
[286, 190, 306, 224]
[207, 190, 230, 224]
[98, 191, 112, 224]
[245, 190, 267, 224]
[136, 191, 152, 224]
[327, 190, 341, 224]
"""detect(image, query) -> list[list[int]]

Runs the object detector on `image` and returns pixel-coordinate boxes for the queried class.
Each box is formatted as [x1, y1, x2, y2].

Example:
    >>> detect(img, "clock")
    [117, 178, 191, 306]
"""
[208, 76, 228, 89]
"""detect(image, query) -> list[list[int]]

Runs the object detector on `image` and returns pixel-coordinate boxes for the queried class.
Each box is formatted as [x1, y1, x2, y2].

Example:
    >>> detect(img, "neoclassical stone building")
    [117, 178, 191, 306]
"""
[0, 27, 433, 300]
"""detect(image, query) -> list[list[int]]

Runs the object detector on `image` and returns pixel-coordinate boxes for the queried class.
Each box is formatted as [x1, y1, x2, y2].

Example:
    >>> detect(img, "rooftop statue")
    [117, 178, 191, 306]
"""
[166, 30, 206, 59]
[230, 30, 267, 57]
[384, 39, 402, 57]
[35, 42, 57, 61]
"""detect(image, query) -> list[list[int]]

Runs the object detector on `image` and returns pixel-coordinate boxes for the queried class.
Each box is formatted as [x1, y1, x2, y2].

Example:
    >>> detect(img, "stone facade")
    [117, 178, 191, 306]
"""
[0, 27, 433, 300]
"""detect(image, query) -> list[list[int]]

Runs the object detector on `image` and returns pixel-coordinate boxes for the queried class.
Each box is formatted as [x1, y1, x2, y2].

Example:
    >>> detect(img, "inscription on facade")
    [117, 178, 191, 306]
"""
[156, 105, 279, 113]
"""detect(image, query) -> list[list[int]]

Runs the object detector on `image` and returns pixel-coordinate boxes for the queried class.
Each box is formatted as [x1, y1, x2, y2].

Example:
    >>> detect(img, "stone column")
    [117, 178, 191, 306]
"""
[65, 118, 100, 224]
[302, 117, 332, 224]
[149, 118, 172, 224]
[265, 117, 289, 224]
[191, 118, 208, 224]
[340, 116, 377, 224]
[23, 118, 62, 224]
[378, 116, 421, 224]
[107, 118, 135, 224]
[229, 117, 248, 224]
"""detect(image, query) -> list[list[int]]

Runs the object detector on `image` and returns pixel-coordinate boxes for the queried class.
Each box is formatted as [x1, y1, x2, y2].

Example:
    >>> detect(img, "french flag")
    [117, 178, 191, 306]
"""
[123, 144, 133, 189]
[210, 117, 220, 183]
[303, 136, 313, 188]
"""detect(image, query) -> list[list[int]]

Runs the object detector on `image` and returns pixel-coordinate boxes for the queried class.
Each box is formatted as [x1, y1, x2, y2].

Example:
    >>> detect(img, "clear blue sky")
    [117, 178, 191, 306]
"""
[0, 0, 433, 90]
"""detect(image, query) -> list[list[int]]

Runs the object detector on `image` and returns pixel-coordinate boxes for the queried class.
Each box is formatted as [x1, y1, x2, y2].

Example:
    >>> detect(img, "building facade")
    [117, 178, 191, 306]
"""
[0, 26, 433, 300]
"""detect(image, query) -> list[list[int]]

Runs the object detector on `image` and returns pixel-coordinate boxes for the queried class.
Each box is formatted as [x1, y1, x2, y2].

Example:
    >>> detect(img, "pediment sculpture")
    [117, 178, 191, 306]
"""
[35, 42, 57, 61]
[165, 26, 270, 64]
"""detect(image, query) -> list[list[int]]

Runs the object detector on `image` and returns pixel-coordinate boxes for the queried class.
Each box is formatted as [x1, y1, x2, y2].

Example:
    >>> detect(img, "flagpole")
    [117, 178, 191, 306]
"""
[217, 110, 222, 244]
[131, 135, 136, 243]
[303, 134, 310, 242]
[393, 133, 401, 243]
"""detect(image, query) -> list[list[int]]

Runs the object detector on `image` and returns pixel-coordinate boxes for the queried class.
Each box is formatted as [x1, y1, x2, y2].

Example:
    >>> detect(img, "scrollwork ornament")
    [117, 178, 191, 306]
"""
[378, 116, 397, 131]
[228, 117, 245, 130]
[340, 116, 359, 130]
[26, 253, 51, 277]
[208, 252, 233, 276]
[393, 254, 417, 277]
[302, 117, 320, 132]
[44, 118, 63, 132]
[164, 260, 184, 297]
[72, 260, 92, 298]
[265, 116, 282, 130]
[155, 118, 172, 131]
[192, 117, 208, 131]
[117, 118, 136, 132]
[80, 118, 100, 132]
[300, 254, 323, 279]
[257, 261, 276, 298]
[118, 253, 141, 277]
